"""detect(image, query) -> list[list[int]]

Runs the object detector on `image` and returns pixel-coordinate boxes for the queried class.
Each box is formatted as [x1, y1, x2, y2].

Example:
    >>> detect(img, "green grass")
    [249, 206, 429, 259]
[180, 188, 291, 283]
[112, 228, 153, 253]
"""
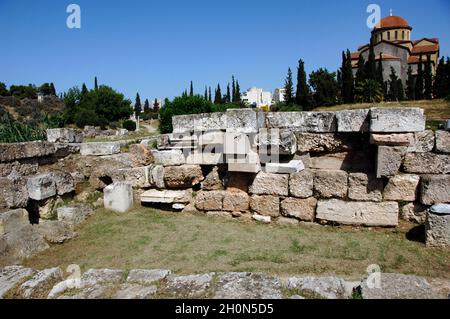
[21, 207, 450, 280]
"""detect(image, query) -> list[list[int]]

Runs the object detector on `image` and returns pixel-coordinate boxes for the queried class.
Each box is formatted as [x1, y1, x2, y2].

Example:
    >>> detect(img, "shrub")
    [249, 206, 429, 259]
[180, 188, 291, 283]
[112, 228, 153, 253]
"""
[0, 113, 46, 143]
[122, 120, 136, 131]
[9, 85, 38, 99]
[445, 95, 450, 102]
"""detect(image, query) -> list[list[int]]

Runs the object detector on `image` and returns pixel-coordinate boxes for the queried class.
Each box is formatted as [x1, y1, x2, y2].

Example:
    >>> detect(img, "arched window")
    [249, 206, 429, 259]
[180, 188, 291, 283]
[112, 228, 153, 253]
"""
[395, 31, 398, 40]
[387, 32, 391, 40]
[402, 31, 405, 40]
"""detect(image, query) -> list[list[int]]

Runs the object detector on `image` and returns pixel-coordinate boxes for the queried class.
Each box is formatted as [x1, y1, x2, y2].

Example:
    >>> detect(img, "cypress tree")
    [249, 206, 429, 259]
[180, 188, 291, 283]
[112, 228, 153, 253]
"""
[235, 81, 241, 102]
[225, 83, 231, 103]
[144, 99, 150, 113]
[376, 53, 384, 88]
[340, 51, 347, 102]
[50, 83, 56, 96]
[153, 98, 160, 111]
[134, 93, 142, 115]
[208, 87, 212, 102]
[387, 67, 399, 101]
[415, 55, 424, 100]
[81, 83, 88, 96]
[94, 77, 98, 90]
[342, 50, 354, 103]
[295, 59, 310, 108]
[424, 55, 433, 100]
[433, 57, 447, 98]
[214, 84, 222, 104]
[232, 76, 236, 102]
[364, 41, 377, 80]
[406, 66, 415, 100]
[355, 54, 366, 84]
[189, 81, 194, 96]
[284, 68, 294, 105]
[204, 86, 208, 100]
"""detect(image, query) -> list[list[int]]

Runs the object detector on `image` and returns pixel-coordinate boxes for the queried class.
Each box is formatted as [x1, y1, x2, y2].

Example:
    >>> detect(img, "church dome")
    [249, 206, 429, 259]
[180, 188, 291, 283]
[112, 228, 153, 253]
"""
[374, 16, 411, 30]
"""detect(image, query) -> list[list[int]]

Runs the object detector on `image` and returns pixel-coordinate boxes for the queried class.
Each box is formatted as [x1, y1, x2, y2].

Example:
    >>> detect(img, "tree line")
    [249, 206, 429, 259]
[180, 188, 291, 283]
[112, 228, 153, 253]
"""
[0, 82, 57, 99]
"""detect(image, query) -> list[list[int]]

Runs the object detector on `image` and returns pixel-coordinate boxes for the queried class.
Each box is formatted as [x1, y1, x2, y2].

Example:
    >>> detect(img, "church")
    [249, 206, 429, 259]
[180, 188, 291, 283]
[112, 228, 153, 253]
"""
[351, 14, 440, 85]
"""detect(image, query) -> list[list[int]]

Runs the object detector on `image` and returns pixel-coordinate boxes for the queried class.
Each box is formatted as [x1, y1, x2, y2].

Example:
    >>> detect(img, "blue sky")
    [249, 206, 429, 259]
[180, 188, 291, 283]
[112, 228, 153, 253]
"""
[0, 0, 449, 101]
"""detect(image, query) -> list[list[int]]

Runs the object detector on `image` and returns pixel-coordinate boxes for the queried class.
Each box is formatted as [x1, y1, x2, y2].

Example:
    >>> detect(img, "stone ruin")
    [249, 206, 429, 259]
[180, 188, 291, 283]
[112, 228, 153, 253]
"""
[0, 107, 449, 265]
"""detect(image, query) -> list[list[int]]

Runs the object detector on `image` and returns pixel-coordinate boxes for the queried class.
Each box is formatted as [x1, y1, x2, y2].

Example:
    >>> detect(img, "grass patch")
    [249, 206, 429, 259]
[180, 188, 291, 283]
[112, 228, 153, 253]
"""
[21, 208, 450, 280]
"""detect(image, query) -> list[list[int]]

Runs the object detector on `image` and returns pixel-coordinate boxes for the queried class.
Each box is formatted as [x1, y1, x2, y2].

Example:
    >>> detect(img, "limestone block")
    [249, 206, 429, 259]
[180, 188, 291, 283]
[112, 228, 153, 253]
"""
[266, 112, 336, 132]
[17, 267, 64, 299]
[401, 202, 428, 224]
[407, 130, 435, 153]
[249, 172, 289, 196]
[403, 153, 450, 174]
[140, 189, 190, 204]
[420, 175, 450, 205]
[376, 146, 406, 178]
[194, 191, 225, 211]
[383, 174, 420, 201]
[250, 195, 280, 217]
[47, 128, 83, 143]
[295, 133, 355, 153]
[112, 166, 152, 189]
[80, 142, 120, 156]
[435, 131, 450, 153]
[163, 165, 204, 188]
[313, 170, 348, 199]
[425, 207, 450, 247]
[265, 160, 304, 174]
[185, 152, 224, 165]
[280, 197, 316, 221]
[335, 109, 370, 132]
[348, 173, 383, 202]
[370, 107, 425, 133]
[103, 182, 134, 213]
[27, 174, 56, 201]
[370, 133, 414, 146]
[226, 108, 261, 133]
[289, 170, 314, 198]
[51, 172, 75, 195]
[150, 165, 165, 189]
[0, 176, 29, 208]
[228, 152, 261, 173]
[222, 190, 250, 212]
[258, 129, 297, 155]
[201, 167, 224, 191]
[152, 150, 186, 166]
[57, 205, 93, 228]
[0, 141, 55, 163]
[129, 144, 154, 167]
[252, 214, 271, 223]
[0, 209, 29, 236]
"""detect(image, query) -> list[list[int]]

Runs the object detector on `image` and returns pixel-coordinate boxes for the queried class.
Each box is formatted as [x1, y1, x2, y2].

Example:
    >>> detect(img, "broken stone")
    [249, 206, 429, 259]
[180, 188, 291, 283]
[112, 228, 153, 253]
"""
[164, 274, 212, 298]
[0, 209, 29, 236]
[250, 195, 280, 217]
[430, 204, 450, 215]
[129, 144, 154, 167]
[47, 128, 83, 143]
[316, 199, 398, 226]
[112, 166, 152, 189]
[195, 191, 224, 211]
[265, 160, 304, 174]
[80, 269, 125, 287]
[403, 153, 450, 174]
[266, 112, 336, 132]
[141, 189, 191, 204]
[223, 190, 250, 212]
[348, 173, 383, 202]
[201, 167, 223, 191]
[36, 220, 76, 244]
[289, 170, 314, 198]
[0, 266, 36, 299]
[57, 205, 93, 229]
[163, 165, 204, 188]
[376, 146, 407, 178]
[407, 130, 435, 153]
[401, 202, 429, 224]
[80, 142, 120, 156]
[27, 173, 56, 201]
[226, 108, 262, 133]
[114, 284, 157, 299]
[313, 170, 348, 199]
[420, 175, 450, 205]
[206, 211, 233, 219]
[17, 267, 63, 299]
[335, 109, 370, 132]
[252, 214, 271, 223]
[276, 217, 300, 226]
[213, 273, 282, 299]
[150, 165, 165, 189]
[280, 197, 316, 221]
[258, 129, 297, 155]
[425, 209, 450, 247]
[383, 174, 420, 202]
[249, 172, 288, 196]
[370, 133, 414, 146]
[127, 269, 171, 285]
[370, 108, 425, 133]
[0, 225, 49, 263]
[295, 133, 355, 153]
[151, 150, 186, 166]
[287, 276, 350, 299]
[51, 171, 75, 195]
[172, 203, 185, 210]
[0, 176, 29, 208]
[0, 141, 55, 163]
[103, 182, 134, 213]
[435, 131, 450, 154]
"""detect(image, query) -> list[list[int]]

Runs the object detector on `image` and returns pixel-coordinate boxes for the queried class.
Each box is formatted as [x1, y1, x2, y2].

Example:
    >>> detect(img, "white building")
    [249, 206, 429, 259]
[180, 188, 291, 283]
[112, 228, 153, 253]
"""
[241, 87, 272, 109]
[273, 88, 286, 104]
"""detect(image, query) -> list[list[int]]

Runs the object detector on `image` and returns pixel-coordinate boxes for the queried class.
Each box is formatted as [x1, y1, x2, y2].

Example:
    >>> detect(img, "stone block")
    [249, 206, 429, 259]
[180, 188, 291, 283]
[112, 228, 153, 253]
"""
[403, 153, 450, 174]
[185, 152, 224, 165]
[104, 182, 133, 213]
[36, 220, 76, 244]
[0, 176, 29, 208]
[163, 165, 204, 188]
[152, 150, 186, 166]
[201, 166, 224, 191]
[295, 133, 355, 153]
[383, 174, 420, 202]
[47, 128, 83, 143]
[266, 112, 336, 132]
[314, 170, 348, 199]
[280, 197, 316, 221]
[252, 214, 271, 223]
[376, 146, 406, 178]
[309, 151, 373, 172]
[129, 144, 154, 167]
[316, 199, 399, 226]
[258, 129, 297, 155]
[289, 170, 314, 198]
[370, 107, 425, 133]
[172, 112, 227, 133]
[348, 173, 383, 202]
[198, 131, 225, 146]
[420, 175, 450, 205]
[226, 108, 261, 133]
[0, 209, 29, 236]
[0, 266, 36, 299]
[407, 130, 435, 152]
[250, 195, 280, 217]
[370, 133, 414, 146]
[224, 172, 253, 192]
[265, 160, 304, 174]
[140, 189, 190, 204]
[17, 267, 64, 299]
[80, 142, 120, 156]
[435, 131, 450, 153]
[150, 165, 165, 189]
[195, 191, 224, 211]
[335, 109, 370, 132]
[223, 190, 250, 212]
[228, 152, 261, 173]
[112, 166, 152, 189]
[27, 174, 56, 201]
[249, 172, 289, 196]
[0, 141, 55, 163]
[401, 202, 428, 224]
[425, 208, 450, 247]
[51, 172, 75, 195]
[57, 205, 93, 228]
[224, 133, 255, 155]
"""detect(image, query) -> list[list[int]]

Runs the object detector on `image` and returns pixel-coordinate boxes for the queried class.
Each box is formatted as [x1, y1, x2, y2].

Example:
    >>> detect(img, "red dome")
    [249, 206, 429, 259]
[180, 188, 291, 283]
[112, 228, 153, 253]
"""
[374, 16, 411, 30]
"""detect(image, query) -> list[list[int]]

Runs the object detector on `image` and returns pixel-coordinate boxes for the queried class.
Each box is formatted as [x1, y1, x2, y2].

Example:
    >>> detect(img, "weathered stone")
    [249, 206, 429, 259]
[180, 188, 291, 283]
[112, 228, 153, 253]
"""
[36, 220, 76, 244]
[223, 190, 250, 212]
[287, 276, 350, 299]
[0, 209, 29, 236]
[0, 161, 38, 178]
[224, 172, 253, 192]
[54, 143, 81, 157]
[36, 197, 60, 220]
[289, 170, 314, 198]
[258, 129, 297, 155]
[185, 152, 224, 165]
[104, 182, 133, 213]
[228, 154, 261, 173]
[280, 197, 316, 221]
[430, 204, 450, 215]
[201, 167, 223, 191]
[198, 131, 225, 146]
[295, 133, 354, 153]
[276, 217, 300, 226]
[127, 269, 171, 285]
[27, 174, 56, 201]
[265, 160, 304, 174]
[249, 172, 288, 196]
[181, 202, 199, 214]
[0, 225, 49, 263]
[370, 133, 414, 146]
[0, 176, 28, 208]
[114, 284, 157, 299]
[164, 274, 212, 298]
[383, 174, 420, 201]
[141, 189, 191, 204]
[335, 109, 370, 132]
[17, 267, 63, 299]
[252, 214, 271, 223]
[250, 195, 279, 217]
[164, 165, 204, 188]
[112, 166, 152, 188]
[129, 144, 154, 167]
[401, 202, 428, 224]
[195, 191, 224, 211]
[348, 173, 383, 202]
[425, 210, 450, 247]
[51, 172, 75, 195]
[47, 128, 83, 143]
[407, 130, 435, 152]
[376, 146, 407, 178]
[0, 141, 55, 163]
[172, 203, 185, 210]
[360, 273, 440, 299]
[152, 150, 186, 166]
[150, 165, 165, 189]
[435, 131, 450, 153]
[224, 133, 256, 155]
[266, 112, 336, 132]
[80, 142, 120, 156]
[316, 199, 399, 226]
[313, 170, 348, 199]
[309, 152, 372, 171]
[370, 108, 425, 133]
[0, 266, 36, 299]
[57, 205, 93, 228]
[420, 175, 450, 205]
[172, 112, 227, 133]
[213, 273, 282, 299]
[206, 211, 233, 219]
[226, 108, 261, 133]
[403, 153, 450, 174]
[80, 269, 125, 287]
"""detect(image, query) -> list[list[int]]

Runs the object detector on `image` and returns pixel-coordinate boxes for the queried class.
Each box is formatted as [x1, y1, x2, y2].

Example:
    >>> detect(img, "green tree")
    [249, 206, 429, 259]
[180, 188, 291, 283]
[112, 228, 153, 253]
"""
[364, 41, 377, 80]
[309, 68, 339, 107]
[153, 98, 160, 112]
[94, 77, 98, 90]
[295, 59, 311, 109]
[0, 82, 9, 96]
[204, 86, 208, 100]
[144, 99, 150, 113]
[283, 68, 294, 105]
[424, 54, 433, 100]
[81, 83, 89, 97]
[39, 83, 53, 96]
[406, 66, 415, 100]
[235, 80, 241, 102]
[433, 57, 447, 98]
[232, 76, 236, 102]
[415, 55, 424, 100]
[387, 67, 404, 101]
[208, 87, 212, 102]
[134, 93, 142, 115]
[214, 84, 222, 104]
[354, 79, 383, 103]
[355, 54, 365, 84]
[9, 84, 37, 99]
[341, 50, 354, 103]
[225, 83, 231, 103]
[189, 81, 194, 96]
[50, 83, 56, 96]
[376, 54, 384, 88]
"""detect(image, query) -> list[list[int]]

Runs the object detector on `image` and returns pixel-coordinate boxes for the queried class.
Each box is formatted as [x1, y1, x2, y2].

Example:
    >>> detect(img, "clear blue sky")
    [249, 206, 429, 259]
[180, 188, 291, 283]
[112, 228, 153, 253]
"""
[0, 0, 449, 101]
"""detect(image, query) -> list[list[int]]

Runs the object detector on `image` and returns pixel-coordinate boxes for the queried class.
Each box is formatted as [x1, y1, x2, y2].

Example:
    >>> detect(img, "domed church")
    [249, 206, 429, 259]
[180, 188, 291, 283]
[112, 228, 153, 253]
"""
[351, 14, 440, 84]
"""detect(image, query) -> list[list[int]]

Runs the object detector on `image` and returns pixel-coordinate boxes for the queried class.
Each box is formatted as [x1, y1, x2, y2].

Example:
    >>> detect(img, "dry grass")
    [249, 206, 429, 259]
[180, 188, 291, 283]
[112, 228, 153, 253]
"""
[23, 207, 450, 280]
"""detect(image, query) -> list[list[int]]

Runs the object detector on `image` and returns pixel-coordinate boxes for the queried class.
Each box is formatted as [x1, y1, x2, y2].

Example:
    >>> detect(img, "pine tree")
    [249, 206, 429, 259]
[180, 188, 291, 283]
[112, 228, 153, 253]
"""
[144, 99, 150, 113]
[189, 81, 194, 96]
[355, 54, 365, 84]
[235, 81, 241, 102]
[284, 68, 294, 105]
[208, 87, 212, 102]
[81, 83, 88, 96]
[50, 83, 56, 96]
[134, 93, 142, 115]
[364, 41, 377, 80]
[295, 59, 310, 109]
[424, 55, 433, 100]
[415, 55, 424, 100]
[231, 76, 236, 102]
[214, 84, 222, 104]
[225, 83, 231, 103]
[406, 66, 415, 100]
[94, 77, 98, 90]
[433, 57, 447, 98]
